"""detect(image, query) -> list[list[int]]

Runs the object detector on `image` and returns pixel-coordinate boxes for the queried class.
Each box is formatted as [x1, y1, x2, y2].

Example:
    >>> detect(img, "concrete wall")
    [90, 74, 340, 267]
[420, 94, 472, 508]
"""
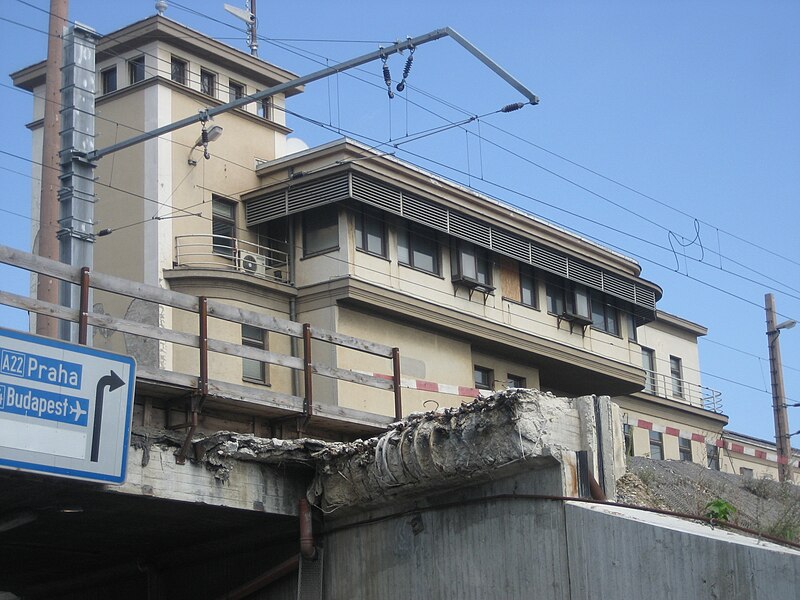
[322, 490, 800, 600]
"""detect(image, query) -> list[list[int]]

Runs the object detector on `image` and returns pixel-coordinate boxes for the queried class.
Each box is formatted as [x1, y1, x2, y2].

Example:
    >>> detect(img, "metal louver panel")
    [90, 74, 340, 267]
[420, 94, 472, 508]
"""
[245, 190, 287, 226]
[531, 244, 568, 278]
[351, 173, 402, 213]
[401, 193, 448, 231]
[491, 229, 530, 263]
[287, 173, 350, 212]
[634, 286, 657, 310]
[568, 259, 603, 289]
[603, 273, 636, 304]
[449, 211, 491, 246]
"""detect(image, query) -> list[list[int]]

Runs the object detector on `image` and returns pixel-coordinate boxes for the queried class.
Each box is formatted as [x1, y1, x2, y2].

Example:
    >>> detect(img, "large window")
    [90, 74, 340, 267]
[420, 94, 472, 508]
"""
[200, 69, 216, 96]
[171, 57, 187, 85]
[398, 223, 439, 275]
[590, 290, 619, 335]
[520, 267, 537, 308]
[128, 55, 145, 84]
[546, 280, 590, 319]
[101, 67, 117, 95]
[649, 430, 664, 460]
[354, 208, 386, 257]
[679, 437, 693, 462]
[642, 347, 656, 394]
[670, 356, 684, 398]
[242, 325, 268, 384]
[474, 366, 493, 391]
[212, 197, 236, 257]
[303, 204, 339, 256]
[451, 241, 491, 286]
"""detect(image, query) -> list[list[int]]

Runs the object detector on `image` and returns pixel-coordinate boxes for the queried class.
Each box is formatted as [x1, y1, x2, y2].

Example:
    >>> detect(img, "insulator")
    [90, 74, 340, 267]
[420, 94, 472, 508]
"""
[382, 64, 392, 86]
[500, 102, 526, 113]
[402, 55, 414, 79]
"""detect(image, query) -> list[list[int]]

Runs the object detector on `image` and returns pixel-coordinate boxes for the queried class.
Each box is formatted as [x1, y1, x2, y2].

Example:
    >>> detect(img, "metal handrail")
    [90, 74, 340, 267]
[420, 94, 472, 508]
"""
[174, 234, 289, 283]
[643, 369, 722, 413]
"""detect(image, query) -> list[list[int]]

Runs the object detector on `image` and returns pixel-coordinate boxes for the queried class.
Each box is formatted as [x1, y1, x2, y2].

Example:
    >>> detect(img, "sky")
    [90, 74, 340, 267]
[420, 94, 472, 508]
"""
[1, 1, 798, 443]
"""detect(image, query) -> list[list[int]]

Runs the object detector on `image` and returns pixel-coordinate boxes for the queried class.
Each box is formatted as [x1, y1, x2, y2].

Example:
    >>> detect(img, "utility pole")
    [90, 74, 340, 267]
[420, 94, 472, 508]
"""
[765, 293, 794, 482]
[36, 0, 68, 338]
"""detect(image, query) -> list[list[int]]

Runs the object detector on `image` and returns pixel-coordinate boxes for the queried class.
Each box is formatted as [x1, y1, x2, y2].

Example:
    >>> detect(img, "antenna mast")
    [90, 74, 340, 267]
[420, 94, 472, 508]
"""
[248, 0, 258, 57]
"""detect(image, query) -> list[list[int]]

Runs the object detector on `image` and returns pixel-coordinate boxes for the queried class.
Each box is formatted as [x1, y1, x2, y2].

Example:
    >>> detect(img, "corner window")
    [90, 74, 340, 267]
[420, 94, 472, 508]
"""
[520, 267, 537, 308]
[101, 67, 117, 94]
[474, 366, 493, 391]
[642, 348, 656, 394]
[212, 197, 236, 257]
[303, 204, 339, 256]
[626, 310, 638, 342]
[398, 223, 439, 275]
[590, 290, 619, 335]
[707, 444, 720, 470]
[200, 69, 217, 96]
[171, 57, 187, 85]
[507, 374, 526, 389]
[355, 208, 386, 257]
[451, 241, 491, 286]
[649, 430, 664, 460]
[679, 437, 693, 462]
[670, 356, 684, 398]
[229, 80, 245, 102]
[128, 55, 145, 84]
[242, 325, 269, 384]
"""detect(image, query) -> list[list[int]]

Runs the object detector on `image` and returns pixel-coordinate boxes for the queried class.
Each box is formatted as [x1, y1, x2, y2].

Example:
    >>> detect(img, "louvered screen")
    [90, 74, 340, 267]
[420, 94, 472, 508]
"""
[245, 190, 287, 226]
[287, 173, 350, 212]
[491, 229, 530, 263]
[401, 193, 449, 231]
[449, 211, 491, 246]
[567, 259, 603, 289]
[531, 243, 568, 278]
[602, 273, 636, 304]
[351, 173, 402, 213]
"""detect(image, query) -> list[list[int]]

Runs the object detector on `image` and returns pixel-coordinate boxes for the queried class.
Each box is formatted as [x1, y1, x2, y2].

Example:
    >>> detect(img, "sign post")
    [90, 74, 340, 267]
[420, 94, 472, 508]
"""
[0, 328, 136, 484]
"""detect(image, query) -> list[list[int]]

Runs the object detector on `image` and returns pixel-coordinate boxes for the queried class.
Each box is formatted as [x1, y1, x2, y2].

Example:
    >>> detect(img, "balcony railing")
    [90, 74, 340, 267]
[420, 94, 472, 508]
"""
[175, 234, 289, 284]
[643, 370, 722, 413]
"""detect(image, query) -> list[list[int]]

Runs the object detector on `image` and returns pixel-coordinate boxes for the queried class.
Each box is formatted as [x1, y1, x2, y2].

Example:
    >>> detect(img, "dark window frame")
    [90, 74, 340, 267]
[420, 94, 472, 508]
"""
[242, 324, 269, 385]
[101, 67, 117, 95]
[354, 207, 387, 258]
[212, 196, 236, 257]
[507, 373, 526, 389]
[229, 79, 245, 102]
[451, 240, 492, 287]
[679, 437, 693, 462]
[397, 222, 440, 275]
[474, 365, 493, 391]
[128, 55, 145, 84]
[590, 290, 619, 336]
[670, 355, 685, 398]
[258, 96, 274, 120]
[170, 56, 187, 85]
[707, 444, 720, 470]
[200, 68, 217, 97]
[642, 347, 656, 394]
[546, 279, 590, 320]
[623, 423, 634, 457]
[520, 266, 537, 308]
[649, 430, 664, 460]
[626, 310, 638, 342]
[303, 204, 339, 257]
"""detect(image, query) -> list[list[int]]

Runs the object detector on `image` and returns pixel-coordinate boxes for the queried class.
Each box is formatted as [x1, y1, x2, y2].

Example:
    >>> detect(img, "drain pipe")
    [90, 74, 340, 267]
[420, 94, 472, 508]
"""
[299, 498, 317, 560]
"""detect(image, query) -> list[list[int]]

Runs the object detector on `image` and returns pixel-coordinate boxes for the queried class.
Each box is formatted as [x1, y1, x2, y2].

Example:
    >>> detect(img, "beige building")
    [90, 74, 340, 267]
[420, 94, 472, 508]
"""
[11, 14, 797, 481]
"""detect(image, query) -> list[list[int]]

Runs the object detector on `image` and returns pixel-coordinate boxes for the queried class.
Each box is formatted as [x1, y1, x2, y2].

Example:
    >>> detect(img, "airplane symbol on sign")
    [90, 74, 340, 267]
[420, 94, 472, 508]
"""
[69, 401, 87, 422]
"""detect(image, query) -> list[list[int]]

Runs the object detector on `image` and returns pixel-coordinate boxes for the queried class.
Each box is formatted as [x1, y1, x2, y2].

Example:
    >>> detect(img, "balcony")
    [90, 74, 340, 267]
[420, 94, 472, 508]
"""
[175, 234, 289, 284]
[642, 370, 722, 413]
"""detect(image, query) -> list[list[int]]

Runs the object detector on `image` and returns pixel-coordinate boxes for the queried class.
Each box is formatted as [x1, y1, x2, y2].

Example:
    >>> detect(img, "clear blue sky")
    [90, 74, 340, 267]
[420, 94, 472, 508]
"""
[2, 1, 798, 443]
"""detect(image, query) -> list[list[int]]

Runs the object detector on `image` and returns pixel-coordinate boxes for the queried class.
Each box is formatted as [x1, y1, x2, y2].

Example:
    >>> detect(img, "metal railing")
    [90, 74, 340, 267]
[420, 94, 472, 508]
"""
[174, 234, 289, 284]
[643, 370, 723, 413]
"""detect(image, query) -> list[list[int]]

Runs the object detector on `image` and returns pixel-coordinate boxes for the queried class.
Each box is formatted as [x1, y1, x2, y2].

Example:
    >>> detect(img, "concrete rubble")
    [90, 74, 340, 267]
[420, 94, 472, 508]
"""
[164, 389, 621, 512]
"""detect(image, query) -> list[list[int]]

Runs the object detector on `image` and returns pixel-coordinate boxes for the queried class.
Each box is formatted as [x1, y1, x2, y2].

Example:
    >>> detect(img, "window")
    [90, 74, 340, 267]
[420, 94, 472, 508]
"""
[229, 80, 245, 102]
[641, 348, 656, 394]
[354, 208, 386, 257]
[626, 310, 638, 342]
[128, 55, 145, 84]
[520, 267, 537, 308]
[545, 280, 590, 319]
[546, 279, 566, 316]
[623, 424, 634, 457]
[451, 241, 491, 286]
[670, 356, 684, 398]
[242, 325, 268, 384]
[303, 204, 339, 256]
[507, 374, 526, 389]
[739, 467, 754, 478]
[101, 67, 117, 94]
[590, 290, 619, 335]
[649, 430, 664, 460]
[258, 96, 274, 120]
[679, 437, 693, 462]
[171, 57, 187, 85]
[398, 223, 439, 275]
[474, 366, 493, 390]
[707, 444, 720, 470]
[200, 69, 216, 96]
[212, 197, 236, 257]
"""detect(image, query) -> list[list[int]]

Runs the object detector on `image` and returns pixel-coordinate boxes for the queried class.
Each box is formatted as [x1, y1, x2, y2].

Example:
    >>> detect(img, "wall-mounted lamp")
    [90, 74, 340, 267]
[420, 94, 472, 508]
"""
[188, 124, 224, 165]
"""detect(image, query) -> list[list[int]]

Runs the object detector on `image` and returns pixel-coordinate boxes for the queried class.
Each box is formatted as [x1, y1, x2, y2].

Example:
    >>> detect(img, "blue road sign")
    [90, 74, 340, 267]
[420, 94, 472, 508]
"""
[0, 328, 136, 484]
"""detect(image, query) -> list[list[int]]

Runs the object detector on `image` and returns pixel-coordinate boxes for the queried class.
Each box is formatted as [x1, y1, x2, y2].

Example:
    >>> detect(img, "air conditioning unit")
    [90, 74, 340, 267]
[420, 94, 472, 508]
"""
[237, 250, 268, 277]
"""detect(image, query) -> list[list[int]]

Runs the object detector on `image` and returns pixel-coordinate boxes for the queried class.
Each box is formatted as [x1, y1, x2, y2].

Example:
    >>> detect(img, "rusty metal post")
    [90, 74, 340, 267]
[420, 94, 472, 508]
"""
[303, 323, 313, 417]
[392, 347, 402, 421]
[78, 267, 90, 345]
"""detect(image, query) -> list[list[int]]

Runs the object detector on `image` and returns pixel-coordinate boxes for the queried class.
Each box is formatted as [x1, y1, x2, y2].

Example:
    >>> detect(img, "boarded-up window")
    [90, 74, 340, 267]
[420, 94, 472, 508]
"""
[499, 258, 520, 302]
